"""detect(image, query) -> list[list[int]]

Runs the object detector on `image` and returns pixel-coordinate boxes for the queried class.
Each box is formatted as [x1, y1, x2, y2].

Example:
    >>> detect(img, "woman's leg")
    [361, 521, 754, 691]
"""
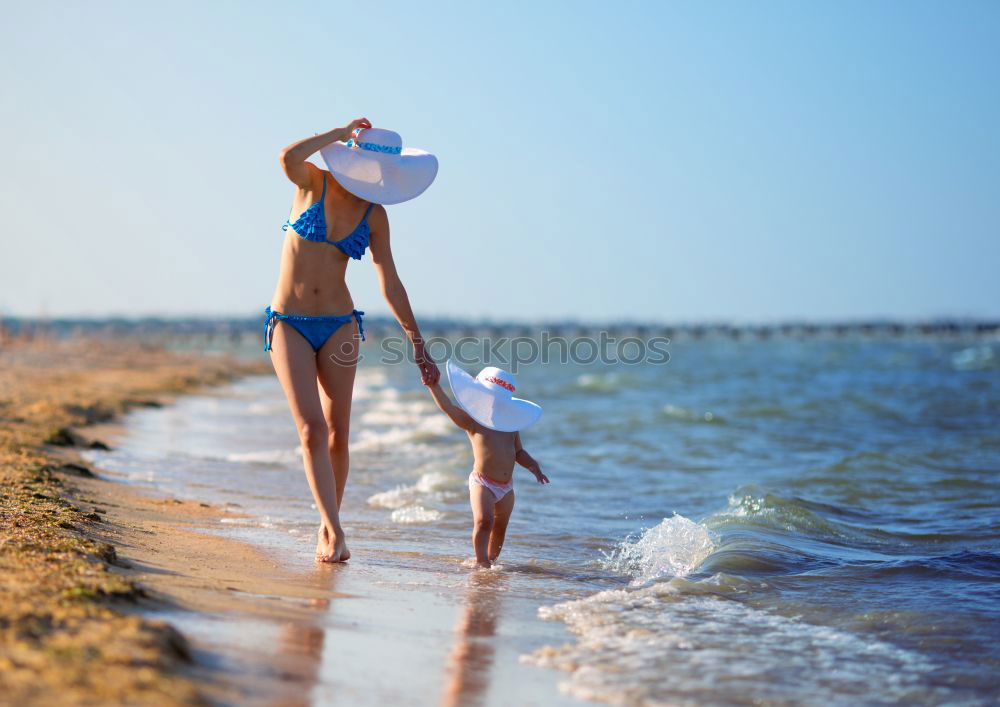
[269, 323, 349, 562]
[316, 319, 360, 510]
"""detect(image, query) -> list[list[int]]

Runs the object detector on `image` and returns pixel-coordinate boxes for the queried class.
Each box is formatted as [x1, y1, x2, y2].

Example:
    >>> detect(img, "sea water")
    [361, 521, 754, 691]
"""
[85, 333, 1000, 705]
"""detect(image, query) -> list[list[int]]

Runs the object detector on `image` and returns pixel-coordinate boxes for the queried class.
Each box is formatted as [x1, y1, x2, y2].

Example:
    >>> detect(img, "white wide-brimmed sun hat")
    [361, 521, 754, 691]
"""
[446, 360, 542, 433]
[319, 127, 438, 205]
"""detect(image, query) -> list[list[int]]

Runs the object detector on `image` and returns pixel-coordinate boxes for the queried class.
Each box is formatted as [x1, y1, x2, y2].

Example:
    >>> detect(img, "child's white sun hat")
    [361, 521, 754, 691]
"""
[446, 359, 542, 432]
[320, 127, 438, 205]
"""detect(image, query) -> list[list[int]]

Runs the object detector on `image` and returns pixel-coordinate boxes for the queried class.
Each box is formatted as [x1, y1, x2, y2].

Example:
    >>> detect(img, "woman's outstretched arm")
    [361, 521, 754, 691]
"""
[368, 206, 441, 385]
[278, 117, 371, 187]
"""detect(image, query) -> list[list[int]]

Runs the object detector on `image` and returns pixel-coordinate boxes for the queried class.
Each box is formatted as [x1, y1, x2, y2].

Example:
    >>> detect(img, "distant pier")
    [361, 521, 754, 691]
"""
[1, 316, 997, 351]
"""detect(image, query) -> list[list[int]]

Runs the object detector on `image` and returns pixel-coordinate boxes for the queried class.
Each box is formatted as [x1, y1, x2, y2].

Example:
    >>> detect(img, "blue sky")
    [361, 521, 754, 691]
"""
[2, 1, 997, 323]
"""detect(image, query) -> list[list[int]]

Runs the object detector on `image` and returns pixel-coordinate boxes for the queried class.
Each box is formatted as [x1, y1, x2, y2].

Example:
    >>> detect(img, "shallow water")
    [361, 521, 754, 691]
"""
[86, 334, 1000, 705]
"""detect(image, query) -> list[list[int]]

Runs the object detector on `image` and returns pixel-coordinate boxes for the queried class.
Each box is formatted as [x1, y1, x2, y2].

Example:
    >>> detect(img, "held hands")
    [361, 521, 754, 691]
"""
[414, 341, 441, 386]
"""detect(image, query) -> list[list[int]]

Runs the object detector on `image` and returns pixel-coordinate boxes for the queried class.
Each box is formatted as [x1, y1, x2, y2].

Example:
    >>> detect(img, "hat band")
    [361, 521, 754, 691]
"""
[483, 376, 515, 392]
[346, 138, 402, 155]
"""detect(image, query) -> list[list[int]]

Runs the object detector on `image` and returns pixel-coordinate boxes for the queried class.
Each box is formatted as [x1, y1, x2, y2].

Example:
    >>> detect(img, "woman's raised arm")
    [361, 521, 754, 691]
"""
[277, 117, 371, 187]
[368, 206, 441, 385]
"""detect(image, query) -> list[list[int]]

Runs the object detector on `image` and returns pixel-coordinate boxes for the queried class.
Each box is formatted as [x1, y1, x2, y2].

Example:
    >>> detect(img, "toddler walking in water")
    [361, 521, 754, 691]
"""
[426, 360, 548, 568]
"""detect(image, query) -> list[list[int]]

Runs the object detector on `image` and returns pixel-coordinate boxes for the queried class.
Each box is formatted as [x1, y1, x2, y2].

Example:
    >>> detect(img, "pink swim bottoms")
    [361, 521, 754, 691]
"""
[468, 471, 513, 501]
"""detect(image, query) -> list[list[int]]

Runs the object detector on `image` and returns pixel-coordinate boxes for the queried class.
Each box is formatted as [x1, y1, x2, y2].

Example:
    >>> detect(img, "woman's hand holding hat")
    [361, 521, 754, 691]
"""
[337, 117, 371, 142]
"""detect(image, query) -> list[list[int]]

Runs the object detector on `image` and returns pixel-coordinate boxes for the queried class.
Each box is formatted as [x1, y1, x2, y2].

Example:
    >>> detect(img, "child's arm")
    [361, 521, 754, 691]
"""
[514, 432, 549, 484]
[426, 381, 477, 431]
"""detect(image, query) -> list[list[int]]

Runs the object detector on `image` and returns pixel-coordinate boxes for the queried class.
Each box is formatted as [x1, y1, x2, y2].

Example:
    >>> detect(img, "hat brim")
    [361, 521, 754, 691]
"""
[446, 360, 541, 433]
[320, 141, 438, 205]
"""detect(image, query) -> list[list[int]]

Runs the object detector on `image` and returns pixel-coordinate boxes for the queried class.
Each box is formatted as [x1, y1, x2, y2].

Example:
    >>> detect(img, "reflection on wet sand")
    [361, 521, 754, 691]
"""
[442, 571, 505, 707]
[271, 565, 342, 706]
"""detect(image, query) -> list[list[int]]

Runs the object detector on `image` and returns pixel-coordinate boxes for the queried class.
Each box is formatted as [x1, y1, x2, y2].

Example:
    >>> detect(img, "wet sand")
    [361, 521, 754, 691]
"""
[61, 456, 345, 706]
[71, 432, 576, 707]
[0, 337, 574, 706]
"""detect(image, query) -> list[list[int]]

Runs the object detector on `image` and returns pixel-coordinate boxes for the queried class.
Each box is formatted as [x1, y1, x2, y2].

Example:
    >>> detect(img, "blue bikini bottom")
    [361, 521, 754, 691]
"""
[263, 306, 366, 353]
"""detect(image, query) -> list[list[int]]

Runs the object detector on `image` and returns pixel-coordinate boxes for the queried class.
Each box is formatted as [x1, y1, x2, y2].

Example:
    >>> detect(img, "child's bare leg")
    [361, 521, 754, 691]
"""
[469, 484, 495, 568]
[488, 491, 514, 562]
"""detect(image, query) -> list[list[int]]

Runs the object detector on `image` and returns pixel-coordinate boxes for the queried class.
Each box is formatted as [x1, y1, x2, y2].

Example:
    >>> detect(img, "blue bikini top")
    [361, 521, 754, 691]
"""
[282, 174, 374, 260]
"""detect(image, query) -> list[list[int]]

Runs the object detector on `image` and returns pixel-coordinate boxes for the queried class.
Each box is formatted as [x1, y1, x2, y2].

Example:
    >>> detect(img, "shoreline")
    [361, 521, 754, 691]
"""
[62, 451, 355, 705]
[0, 337, 275, 705]
[68, 367, 582, 707]
[0, 337, 579, 706]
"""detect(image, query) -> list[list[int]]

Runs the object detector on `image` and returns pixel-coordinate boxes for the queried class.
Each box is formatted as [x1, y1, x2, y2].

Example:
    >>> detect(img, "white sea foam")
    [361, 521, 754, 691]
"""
[246, 401, 288, 415]
[350, 414, 455, 452]
[662, 403, 720, 423]
[390, 506, 444, 524]
[220, 515, 277, 529]
[952, 345, 996, 370]
[525, 584, 939, 706]
[603, 515, 715, 585]
[351, 370, 394, 401]
[575, 372, 634, 392]
[367, 471, 455, 509]
[359, 398, 437, 426]
[366, 488, 411, 510]
[356, 368, 389, 386]
[225, 447, 301, 465]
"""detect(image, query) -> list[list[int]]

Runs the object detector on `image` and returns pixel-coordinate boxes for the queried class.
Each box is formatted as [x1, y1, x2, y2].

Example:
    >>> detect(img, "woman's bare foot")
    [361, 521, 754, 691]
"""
[316, 524, 350, 563]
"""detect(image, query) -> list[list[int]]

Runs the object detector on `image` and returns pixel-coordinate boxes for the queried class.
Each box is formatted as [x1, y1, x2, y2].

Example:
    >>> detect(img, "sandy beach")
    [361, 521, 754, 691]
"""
[0, 336, 576, 706]
[63, 457, 361, 706]
[0, 336, 273, 705]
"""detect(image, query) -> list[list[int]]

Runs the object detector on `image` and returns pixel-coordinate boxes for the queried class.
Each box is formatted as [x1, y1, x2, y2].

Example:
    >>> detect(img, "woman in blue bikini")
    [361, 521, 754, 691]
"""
[268, 117, 440, 562]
